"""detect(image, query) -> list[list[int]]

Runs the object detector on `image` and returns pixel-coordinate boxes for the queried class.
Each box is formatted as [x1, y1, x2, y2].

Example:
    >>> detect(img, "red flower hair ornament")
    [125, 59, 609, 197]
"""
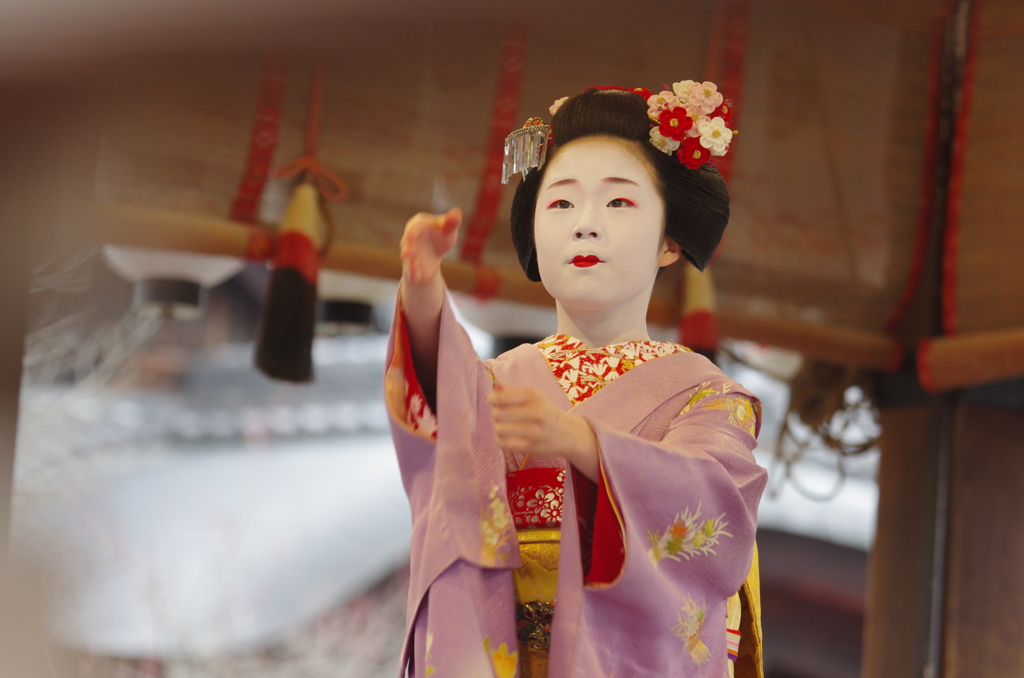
[502, 80, 736, 184]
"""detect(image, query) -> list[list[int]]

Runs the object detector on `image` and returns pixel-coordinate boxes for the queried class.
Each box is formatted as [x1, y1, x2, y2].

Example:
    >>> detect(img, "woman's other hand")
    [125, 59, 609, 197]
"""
[487, 384, 600, 481]
[400, 207, 462, 286]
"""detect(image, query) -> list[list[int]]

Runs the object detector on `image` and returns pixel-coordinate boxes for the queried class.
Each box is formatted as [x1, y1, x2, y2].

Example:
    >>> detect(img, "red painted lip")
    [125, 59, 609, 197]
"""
[571, 255, 604, 268]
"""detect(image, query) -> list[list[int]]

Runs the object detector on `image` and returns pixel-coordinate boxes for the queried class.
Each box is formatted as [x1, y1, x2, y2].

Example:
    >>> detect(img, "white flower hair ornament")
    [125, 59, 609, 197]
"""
[501, 81, 736, 184]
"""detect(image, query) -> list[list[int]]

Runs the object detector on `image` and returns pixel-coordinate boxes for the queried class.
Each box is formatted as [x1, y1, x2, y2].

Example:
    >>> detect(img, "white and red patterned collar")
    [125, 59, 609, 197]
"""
[535, 334, 691, 405]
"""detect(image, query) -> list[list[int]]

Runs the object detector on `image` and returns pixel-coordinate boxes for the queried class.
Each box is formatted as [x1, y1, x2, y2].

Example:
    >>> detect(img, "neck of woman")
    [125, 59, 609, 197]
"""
[554, 295, 653, 349]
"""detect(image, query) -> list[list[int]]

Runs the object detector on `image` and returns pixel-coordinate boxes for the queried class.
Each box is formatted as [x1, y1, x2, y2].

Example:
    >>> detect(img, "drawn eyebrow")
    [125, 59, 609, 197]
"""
[544, 177, 640, 190]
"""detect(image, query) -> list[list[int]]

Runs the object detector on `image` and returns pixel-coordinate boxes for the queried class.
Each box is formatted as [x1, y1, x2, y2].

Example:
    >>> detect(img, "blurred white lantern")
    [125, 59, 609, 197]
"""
[103, 245, 245, 321]
[316, 270, 397, 336]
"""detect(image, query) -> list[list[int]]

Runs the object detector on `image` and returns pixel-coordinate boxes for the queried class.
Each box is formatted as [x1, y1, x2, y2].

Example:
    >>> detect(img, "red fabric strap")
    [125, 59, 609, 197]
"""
[274, 53, 348, 202]
[571, 467, 597, 576]
[884, 4, 952, 334]
[472, 266, 502, 302]
[459, 21, 529, 265]
[585, 465, 626, 584]
[704, 0, 750, 185]
[273, 231, 319, 287]
[941, 0, 983, 336]
[245, 226, 275, 262]
[917, 339, 938, 394]
[231, 56, 288, 224]
[679, 309, 719, 352]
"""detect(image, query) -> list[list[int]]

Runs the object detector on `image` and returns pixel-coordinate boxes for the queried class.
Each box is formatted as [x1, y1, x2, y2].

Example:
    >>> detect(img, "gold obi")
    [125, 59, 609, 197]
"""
[513, 527, 560, 678]
[507, 465, 566, 678]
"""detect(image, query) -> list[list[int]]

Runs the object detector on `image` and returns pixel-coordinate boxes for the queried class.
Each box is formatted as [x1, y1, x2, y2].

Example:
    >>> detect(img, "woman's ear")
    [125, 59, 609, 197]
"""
[658, 237, 682, 268]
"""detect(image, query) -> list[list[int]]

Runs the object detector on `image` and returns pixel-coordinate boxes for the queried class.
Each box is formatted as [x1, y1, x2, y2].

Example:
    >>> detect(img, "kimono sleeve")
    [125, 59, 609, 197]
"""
[384, 291, 518, 573]
[585, 384, 766, 600]
[383, 296, 440, 443]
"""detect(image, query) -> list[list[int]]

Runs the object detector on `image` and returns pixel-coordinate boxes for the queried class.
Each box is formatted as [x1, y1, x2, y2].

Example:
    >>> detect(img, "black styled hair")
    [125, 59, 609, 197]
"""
[510, 88, 730, 282]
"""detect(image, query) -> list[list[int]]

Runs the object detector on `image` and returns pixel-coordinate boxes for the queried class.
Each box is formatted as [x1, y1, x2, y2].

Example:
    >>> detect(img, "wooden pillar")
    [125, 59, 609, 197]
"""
[863, 405, 944, 678]
[863, 1, 976, 676]
[942, 402, 1024, 677]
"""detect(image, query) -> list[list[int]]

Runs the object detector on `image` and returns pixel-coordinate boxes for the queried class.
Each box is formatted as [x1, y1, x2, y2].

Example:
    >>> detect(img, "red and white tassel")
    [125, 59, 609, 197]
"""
[679, 263, 719, 360]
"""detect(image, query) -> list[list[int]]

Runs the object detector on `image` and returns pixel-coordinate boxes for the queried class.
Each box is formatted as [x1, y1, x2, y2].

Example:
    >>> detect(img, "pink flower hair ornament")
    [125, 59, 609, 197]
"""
[501, 81, 736, 184]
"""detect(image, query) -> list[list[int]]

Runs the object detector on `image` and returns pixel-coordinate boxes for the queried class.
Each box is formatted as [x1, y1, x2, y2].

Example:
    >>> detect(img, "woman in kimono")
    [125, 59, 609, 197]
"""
[384, 84, 767, 678]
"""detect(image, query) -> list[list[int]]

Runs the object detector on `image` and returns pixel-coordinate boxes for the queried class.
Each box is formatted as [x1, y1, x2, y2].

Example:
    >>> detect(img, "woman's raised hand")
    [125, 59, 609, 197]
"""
[398, 207, 462, 409]
[400, 207, 462, 286]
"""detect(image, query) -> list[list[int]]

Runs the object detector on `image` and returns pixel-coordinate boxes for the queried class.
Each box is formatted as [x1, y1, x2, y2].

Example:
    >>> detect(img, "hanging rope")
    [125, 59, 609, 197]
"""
[275, 52, 349, 203]
[230, 55, 288, 262]
[718, 343, 881, 502]
[231, 54, 289, 224]
[703, 0, 750, 185]
[769, 361, 880, 502]
[459, 19, 529, 267]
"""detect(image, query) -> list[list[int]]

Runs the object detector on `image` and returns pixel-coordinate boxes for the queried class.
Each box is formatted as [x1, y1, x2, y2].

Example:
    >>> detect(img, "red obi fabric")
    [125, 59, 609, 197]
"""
[506, 466, 624, 585]
[507, 467, 566, 529]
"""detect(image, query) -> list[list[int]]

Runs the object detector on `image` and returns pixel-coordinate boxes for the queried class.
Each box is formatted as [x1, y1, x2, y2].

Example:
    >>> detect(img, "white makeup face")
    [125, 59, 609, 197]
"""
[534, 136, 676, 315]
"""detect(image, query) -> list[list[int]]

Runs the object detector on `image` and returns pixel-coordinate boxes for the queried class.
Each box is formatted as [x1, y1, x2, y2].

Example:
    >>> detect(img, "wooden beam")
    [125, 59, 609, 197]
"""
[919, 328, 1024, 392]
[92, 202, 906, 371]
[717, 311, 902, 373]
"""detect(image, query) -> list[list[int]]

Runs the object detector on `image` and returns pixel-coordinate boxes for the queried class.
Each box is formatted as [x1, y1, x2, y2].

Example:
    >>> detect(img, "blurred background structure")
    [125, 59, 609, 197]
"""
[1, 0, 1023, 677]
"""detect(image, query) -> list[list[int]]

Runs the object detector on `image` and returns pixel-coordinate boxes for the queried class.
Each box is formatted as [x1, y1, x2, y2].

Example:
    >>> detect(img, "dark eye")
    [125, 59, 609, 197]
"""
[548, 199, 573, 209]
[608, 198, 636, 208]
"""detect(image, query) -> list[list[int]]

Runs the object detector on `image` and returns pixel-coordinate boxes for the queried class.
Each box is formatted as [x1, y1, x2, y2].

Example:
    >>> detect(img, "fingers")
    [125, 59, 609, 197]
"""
[493, 418, 542, 453]
[402, 212, 437, 240]
[491, 404, 543, 423]
[438, 207, 462, 234]
[400, 213, 434, 259]
[488, 385, 575, 457]
[486, 385, 534, 408]
[494, 420, 541, 438]
[493, 435, 534, 453]
[400, 212, 446, 284]
[400, 209, 463, 275]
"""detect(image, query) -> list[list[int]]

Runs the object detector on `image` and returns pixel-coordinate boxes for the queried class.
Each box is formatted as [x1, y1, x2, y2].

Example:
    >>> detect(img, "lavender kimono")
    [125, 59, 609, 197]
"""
[385, 295, 766, 678]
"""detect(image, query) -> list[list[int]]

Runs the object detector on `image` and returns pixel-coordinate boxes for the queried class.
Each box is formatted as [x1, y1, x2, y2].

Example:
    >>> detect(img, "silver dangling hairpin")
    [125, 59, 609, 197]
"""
[501, 118, 550, 184]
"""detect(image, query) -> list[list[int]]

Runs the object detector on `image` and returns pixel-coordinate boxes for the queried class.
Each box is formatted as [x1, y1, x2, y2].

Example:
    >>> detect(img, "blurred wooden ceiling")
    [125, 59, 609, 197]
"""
[4, 0, 1023, 386]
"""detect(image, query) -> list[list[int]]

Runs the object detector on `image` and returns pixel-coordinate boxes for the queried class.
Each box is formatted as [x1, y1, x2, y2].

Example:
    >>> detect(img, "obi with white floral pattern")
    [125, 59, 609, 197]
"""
[507, 468, 566, 529]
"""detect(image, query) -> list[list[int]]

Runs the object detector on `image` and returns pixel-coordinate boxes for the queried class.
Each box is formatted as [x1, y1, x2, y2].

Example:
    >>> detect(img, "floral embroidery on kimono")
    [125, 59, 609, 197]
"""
[679, 380, 762, 439]
[396, 317, 439, 441]
[680, 380, 724, 414]
[483, 637, 519, 678]
[407, 387, 438, 441]
[480, 482, 514, 565]
[674, 596, 711, 665]
[536, 334, 692, 405]
[647, 502, 733, 565]
[701, 396, 760, 438]
[424, 633, 436, 677]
